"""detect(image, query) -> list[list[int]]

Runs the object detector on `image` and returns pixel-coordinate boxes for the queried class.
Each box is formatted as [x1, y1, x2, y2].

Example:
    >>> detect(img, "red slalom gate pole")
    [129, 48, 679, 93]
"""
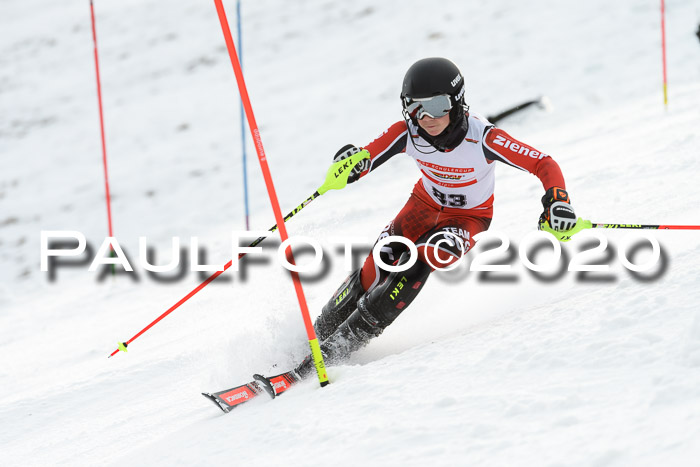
[213, 0, 328, 386]
[660, 0, 668, 108]
[89, 0, 115, 239]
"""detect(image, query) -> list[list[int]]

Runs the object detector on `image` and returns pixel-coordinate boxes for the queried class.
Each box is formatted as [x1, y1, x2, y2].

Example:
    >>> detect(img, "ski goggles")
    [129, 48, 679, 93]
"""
[404, 94, 453, 120]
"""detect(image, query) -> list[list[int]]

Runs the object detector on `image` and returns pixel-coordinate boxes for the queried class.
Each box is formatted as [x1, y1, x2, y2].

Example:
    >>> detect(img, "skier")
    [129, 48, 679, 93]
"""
[294, 57, 577, 378]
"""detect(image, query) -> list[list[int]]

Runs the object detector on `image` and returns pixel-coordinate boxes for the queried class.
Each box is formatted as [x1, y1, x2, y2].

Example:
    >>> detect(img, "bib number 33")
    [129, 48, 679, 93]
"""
[432, 187, 466, 207]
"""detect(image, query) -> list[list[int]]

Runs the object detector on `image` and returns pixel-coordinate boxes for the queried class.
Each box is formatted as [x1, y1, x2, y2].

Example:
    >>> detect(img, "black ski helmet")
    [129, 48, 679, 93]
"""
[401, 57, 468, 152]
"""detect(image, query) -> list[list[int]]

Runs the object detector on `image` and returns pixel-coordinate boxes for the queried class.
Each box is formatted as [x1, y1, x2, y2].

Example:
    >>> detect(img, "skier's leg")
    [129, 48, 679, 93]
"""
[296, 251, 431, 378]
[297, 190, 490, 378]
[322, 253, 431, 362]
[313, 269, 365, 342]
[415, 215, 492, 268]
[311, 235, 410, 342]
[313, 209, 412, 341]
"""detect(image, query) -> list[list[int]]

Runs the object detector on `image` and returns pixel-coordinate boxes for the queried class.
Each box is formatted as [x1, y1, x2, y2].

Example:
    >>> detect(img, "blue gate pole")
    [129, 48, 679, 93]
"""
[237, 0, 250, 230]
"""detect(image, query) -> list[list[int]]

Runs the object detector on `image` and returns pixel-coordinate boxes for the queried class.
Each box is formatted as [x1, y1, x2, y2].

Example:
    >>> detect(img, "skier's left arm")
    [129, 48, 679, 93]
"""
[483, 127, 577, 231]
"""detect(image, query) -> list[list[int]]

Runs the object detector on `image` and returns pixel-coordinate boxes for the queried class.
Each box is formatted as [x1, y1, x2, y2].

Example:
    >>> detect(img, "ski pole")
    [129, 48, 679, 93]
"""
[108, 152, 370, 358]
[590, 223, 700, 230]
[540, 218, 700, 242]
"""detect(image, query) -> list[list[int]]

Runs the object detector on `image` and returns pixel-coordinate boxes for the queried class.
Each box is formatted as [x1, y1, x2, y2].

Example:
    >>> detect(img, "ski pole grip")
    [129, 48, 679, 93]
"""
[539, 218, 592, 242]
[317, 150, 370, 195]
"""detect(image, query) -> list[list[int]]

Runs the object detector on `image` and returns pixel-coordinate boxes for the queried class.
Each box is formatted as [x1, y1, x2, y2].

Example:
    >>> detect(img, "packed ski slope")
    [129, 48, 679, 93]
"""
[2, 0, 700, 465]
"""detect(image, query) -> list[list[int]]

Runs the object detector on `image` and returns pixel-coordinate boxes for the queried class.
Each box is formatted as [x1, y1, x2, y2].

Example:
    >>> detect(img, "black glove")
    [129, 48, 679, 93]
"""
[539, 187, 577, 231]
[333, 144, 370, 184]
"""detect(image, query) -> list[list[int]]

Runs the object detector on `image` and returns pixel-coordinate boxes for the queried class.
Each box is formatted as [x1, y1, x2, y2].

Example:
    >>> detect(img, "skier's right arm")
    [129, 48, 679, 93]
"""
[332, 145, 370, 184]
[334, 121, 408, 185]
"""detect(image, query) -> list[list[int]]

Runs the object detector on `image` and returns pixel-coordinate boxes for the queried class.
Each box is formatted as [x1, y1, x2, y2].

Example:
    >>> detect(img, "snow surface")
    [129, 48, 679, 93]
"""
[2, 0, 700, 465]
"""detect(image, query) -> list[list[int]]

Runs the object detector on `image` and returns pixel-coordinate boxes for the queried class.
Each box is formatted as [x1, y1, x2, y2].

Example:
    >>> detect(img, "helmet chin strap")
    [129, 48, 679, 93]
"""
[402, 110, 440, 155]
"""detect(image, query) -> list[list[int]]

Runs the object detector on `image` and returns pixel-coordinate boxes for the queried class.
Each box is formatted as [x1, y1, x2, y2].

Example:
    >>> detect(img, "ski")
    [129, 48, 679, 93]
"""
[202, 370, 299, 413]
[201, 381, 264, 413]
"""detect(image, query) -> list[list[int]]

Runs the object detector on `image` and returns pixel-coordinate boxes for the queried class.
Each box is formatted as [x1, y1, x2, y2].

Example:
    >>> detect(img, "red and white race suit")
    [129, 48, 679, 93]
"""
[361, 112, 565, 217]
[356, 112, 567, 291]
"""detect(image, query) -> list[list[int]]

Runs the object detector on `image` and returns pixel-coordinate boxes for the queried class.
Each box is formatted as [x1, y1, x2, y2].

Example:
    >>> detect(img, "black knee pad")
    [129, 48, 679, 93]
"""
[361, 251, 432, 328]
